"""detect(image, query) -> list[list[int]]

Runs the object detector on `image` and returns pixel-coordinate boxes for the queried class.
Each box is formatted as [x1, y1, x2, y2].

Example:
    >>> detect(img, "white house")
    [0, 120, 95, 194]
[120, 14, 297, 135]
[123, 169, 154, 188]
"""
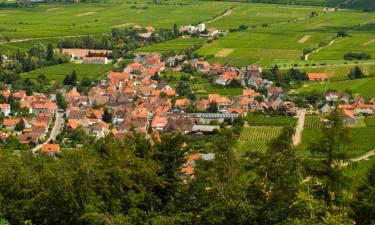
[0, 103, 11, 116]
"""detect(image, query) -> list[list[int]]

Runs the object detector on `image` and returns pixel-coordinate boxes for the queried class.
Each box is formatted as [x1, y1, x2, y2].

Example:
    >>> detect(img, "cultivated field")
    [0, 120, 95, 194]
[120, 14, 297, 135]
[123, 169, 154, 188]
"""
[22, 63, 113, 81]
[236, 126, 283, 154]
[0, 1, 233, 39]
[246, 114, 297, 127]
[135, 38, 204, 53]
[199, 9, 375, 67]
[296, 77, 375, 98]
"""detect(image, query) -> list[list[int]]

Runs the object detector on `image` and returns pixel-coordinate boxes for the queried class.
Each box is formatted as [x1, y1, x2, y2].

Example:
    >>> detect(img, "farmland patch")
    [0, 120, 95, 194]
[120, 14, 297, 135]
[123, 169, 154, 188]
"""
[215, 48, 234, 57]
[112, 23, 134, 28]
[298, 35, 311, 43]
[362, 39, 375, 46]
[76, 12, 97, 17]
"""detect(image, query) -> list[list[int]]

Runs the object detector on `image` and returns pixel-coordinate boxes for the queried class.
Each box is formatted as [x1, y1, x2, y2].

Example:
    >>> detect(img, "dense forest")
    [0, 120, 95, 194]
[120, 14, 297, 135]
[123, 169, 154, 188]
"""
[0, 111, 374, 225]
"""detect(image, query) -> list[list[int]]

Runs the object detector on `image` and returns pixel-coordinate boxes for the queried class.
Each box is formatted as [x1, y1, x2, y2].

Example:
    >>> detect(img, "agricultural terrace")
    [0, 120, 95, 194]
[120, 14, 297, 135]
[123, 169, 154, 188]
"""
[22, 63, 113, 82]
[296, 77, 375, 98]
[199, 9, 375, 67]
[0, 1, 233, 39]
[135, 38, 204, 53]
[298, 127, 375, 158]
[236, 126, 283, 154]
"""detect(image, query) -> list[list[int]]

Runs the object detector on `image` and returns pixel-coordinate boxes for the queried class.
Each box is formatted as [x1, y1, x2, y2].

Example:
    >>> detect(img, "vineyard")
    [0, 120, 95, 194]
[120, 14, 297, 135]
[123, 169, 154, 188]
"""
[236, 126, 283, 154]
[304, 115, 322, 128]
[298, 64, 375, 81]
[247, 114, 297, 127]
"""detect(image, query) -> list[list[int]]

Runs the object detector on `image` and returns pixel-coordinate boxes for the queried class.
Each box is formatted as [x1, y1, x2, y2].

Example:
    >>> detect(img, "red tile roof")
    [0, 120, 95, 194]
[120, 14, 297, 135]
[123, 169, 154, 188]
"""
[308, 73, 328, 80]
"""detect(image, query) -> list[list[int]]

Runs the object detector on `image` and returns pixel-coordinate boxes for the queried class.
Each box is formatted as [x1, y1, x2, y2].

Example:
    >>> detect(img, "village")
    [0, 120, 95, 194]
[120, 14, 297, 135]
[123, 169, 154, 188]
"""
[0, 48, 374, 164]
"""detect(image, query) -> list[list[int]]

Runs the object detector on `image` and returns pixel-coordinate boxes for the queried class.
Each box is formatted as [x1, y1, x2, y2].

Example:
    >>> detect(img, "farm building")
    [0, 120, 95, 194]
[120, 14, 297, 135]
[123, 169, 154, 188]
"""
[308, 73, 328, 81]
[58, 49, 112, 60]
[83, 56, 109, 65]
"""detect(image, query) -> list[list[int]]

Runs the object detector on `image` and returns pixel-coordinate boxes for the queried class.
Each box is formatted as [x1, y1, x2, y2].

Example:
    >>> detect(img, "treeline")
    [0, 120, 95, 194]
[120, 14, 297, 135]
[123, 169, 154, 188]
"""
[0, 111, 374, 225]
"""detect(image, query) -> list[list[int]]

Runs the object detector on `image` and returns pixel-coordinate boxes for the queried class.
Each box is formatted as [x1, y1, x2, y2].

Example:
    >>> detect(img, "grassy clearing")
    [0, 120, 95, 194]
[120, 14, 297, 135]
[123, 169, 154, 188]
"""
[296, 77, 375, 98]
[298, 127, 375, 158]
[22, 63, 113, 81]
[246, 114, 297, 127]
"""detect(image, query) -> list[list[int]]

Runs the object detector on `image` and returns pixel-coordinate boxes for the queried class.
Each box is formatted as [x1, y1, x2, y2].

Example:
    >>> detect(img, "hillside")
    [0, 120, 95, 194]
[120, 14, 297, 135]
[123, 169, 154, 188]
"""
[211, 0, 344, 7]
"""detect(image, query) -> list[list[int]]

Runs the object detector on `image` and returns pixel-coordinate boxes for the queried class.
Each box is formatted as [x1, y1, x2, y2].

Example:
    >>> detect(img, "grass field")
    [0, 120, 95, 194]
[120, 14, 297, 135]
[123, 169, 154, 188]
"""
[344, 157, 375, 189]
[22, 63, 113, 81]
[0, 1, 233, 39]
[296, 77, 375, 98]
[365, 117, 375, 127]
[135, 38, 204, 53]
[236, 126, 283, 154]
[298, 127, 375, 158]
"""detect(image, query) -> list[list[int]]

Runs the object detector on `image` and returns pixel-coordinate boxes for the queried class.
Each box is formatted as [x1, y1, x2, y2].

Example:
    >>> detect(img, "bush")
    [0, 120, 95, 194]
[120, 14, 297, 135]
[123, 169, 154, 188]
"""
[344, 52, 371, 60]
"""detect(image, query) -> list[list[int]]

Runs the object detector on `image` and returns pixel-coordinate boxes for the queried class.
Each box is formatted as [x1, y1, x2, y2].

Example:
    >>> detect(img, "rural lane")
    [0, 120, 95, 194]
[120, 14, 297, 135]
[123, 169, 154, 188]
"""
[31, 112, 64, 154]
[293, 108, 306, 146]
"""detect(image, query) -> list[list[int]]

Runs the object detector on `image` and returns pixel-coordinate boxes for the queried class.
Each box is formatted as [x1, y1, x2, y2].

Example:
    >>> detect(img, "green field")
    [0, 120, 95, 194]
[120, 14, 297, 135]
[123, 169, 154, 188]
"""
[0, 1, 232, 39]
[246, 114, 297, 127]
[296, 77, 375, 98]
[135, 38, 204, 53]
[22, 63, 113, 81]
[344, 157, 375, 189]
[298, 127, 375, 158]
[304, 115, 322, 128]
[199, 9, 375, 67]
[365, 117, 375, 127]
[236, 126, 283, 154]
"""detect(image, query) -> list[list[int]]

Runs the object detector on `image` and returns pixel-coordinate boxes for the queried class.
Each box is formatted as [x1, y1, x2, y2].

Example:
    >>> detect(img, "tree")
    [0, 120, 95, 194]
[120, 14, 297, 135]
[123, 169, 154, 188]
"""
[56, 92, 67, 110]
[102, 109, 112, 124]
[208, 101, 218, 113]
[351, 164, 375, 225]
[46, 43, 54, 62]
[176, 80, 192, 97]
[15, 119, 25, 131]
[306, 110, 350, 206]
[348, 66, 364, 79]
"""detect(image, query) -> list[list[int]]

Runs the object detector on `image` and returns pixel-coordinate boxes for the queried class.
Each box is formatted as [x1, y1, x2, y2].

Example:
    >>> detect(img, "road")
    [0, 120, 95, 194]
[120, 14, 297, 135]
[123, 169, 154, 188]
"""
[341, 149, 375, 168]
[31, 112, 64, 154]
[293, 109, 306, 146]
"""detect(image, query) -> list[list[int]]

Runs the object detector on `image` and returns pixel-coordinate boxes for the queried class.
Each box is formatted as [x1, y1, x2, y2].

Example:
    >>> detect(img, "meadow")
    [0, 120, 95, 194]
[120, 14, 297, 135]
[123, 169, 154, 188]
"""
[296, 77, 375, 98]
[298, 127, 375, 158]
[22, 63, 113, 81]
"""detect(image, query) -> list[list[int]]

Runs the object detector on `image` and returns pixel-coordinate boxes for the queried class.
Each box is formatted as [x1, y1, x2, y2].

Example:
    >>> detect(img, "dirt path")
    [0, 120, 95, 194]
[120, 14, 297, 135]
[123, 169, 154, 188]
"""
[341, 149, 375, 167]
[206, 7, 235, 24]
[293, 108, 306, 146]
[305, 39, 336, 60]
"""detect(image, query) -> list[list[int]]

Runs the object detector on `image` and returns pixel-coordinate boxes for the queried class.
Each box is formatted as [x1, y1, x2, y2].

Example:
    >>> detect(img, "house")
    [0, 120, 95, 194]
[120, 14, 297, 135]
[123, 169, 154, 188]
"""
[165, 117, 195, 133]
[325, 91, 350, 103]
[180, 23, 205, 34]
[0, 103, 11, 116]
[59, 49, 112, 60]
[308, 73, 328, 81]
[31, 102, 58, 115]
[83, 56, 108, 64]
[354, 103, 375, 115]
[145, 26, 155, 32]
[3, 118, 22, 130]
[18, 133, 40, 145]
[151, 115, 168, 131]
[41, 144, 60, 156]
[175, 98, 190, 108]
[196, 99, 210, 112]
[191, 125, 220, 133]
